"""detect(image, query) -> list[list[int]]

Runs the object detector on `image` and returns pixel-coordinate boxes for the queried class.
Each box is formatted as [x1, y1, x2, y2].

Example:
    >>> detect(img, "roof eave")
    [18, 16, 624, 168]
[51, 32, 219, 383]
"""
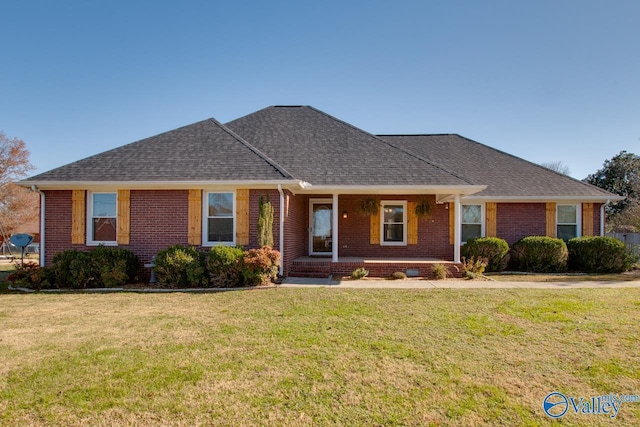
[461, 195, 626, 203]
[295, 184, 487, 196]
[17, 179, 305, 191]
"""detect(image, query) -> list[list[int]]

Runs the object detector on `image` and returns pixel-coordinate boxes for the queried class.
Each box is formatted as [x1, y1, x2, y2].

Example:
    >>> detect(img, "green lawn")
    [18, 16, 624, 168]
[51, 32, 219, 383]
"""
[1, 289, 639, 426]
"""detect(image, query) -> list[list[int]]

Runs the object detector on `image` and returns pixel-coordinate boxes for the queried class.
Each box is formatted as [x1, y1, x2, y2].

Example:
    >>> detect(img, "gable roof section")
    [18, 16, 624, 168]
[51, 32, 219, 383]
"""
[379, 134, 616, 200]
[225, 106, 473, 188]
[22, 118, 295, 186]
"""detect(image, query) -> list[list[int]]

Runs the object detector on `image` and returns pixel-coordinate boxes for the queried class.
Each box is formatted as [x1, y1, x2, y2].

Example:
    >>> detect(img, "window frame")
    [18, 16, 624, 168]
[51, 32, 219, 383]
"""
[556, 203, 581, 241]
[461, 203, 485, 244]
[87, 191, 118, 246]
[380, 200, 407, 246]
[202, 190, 236, 247]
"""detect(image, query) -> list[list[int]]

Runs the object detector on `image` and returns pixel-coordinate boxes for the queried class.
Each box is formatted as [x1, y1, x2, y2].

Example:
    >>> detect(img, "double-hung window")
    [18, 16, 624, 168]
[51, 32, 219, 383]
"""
[557, 204, 580, 241]
[381, 201, 407, 245]
[204, 192, 235, 245]
[461, 204, 483, 243]
[88, 192, 117, 245]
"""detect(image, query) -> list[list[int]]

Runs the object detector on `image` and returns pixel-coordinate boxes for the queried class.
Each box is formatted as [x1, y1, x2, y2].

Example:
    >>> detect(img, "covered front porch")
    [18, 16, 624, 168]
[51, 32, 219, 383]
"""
[289, 256, 463, 279]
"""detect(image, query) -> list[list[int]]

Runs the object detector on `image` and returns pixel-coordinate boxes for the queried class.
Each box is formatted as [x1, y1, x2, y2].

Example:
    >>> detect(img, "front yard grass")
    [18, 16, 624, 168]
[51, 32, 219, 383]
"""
[487, 270, 640, 282]
[1, 288, 639, 426]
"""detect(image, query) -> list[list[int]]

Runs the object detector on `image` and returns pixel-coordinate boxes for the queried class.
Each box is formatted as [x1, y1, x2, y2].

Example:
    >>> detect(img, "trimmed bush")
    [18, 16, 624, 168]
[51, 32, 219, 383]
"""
[431, 263, 450, 280]
[206, 245, 245, 287]
[461, 237, 509, 272]
[154, 245, 207, 288]
[511, 236, 568, 273]
[7, 263, 52, 290]
[49, 246, 139, 289]
[350, 267, 369, 280]
[91, 246, 140, 288]
[242, 246, 281, 286]
[461, 256, 488, 279]
[390, 271, 407, 280]
[567, 236, 638, 273]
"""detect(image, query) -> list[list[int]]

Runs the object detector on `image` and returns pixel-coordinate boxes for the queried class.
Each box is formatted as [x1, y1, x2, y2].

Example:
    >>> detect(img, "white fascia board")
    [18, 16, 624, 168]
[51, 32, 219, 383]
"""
[459, 195, 625, 203]
[17, 180, 305, 191]
[295, 185, 486, 196]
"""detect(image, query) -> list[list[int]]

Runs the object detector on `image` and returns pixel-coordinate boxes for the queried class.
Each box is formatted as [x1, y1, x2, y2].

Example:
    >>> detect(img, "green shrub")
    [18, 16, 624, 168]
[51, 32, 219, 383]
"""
[257, 196, 274, 247]
[7, 263, 52, 290]
[154, 245, 207, 288]
[242, 246, 281, 286]
[461, 237, 509, 272]
[431, 263, 450, 280]
[390, 271, 407, 280]
[350, 267, 369, 280]
[91, 246, 140, 288]
[49, 247, 139, 288]
[510, 236, 568, 273]
[206, 245, 245, 287]
[461, 257, 488, 279]
[567, 236, 639, 273]
[51, 249, 88, 288]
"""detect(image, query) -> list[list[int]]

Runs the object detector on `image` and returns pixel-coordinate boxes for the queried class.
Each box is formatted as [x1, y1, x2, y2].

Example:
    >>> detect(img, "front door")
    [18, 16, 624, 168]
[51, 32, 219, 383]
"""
[309, 199, 333, 256]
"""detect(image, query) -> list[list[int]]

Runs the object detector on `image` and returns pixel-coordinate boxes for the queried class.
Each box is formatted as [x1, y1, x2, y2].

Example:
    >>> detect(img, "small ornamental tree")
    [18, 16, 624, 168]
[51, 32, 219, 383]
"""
[257, 196, 274, 247]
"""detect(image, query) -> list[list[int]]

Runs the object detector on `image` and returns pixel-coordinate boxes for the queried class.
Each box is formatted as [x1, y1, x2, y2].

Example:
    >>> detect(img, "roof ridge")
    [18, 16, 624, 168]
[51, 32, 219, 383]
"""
[377, 133, 456, 137]
[206, 118, 297, 180]
[451, 134, 613, 195]
[305, 107, 475, 186]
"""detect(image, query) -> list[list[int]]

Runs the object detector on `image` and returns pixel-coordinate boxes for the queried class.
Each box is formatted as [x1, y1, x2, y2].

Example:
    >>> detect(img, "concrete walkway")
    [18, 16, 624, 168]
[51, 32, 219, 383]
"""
[281, 276, 640, 289]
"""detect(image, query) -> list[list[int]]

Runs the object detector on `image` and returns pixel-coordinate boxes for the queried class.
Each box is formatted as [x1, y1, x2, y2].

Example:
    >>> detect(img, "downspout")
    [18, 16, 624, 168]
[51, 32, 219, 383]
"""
[277, 184, 285, 277]
[30, 185, 46, 267]
[600, 199, 610, 236]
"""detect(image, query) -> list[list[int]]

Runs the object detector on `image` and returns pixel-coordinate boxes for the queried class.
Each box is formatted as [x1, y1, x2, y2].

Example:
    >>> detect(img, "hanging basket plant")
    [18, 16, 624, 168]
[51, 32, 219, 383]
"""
[414, 198, 435, 218]
[355, 197, 380, 215]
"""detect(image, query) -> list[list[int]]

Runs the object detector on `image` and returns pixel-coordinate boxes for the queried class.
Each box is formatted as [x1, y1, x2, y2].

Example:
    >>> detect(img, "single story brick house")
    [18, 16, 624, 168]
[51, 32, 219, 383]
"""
[19, 106, 621, 277]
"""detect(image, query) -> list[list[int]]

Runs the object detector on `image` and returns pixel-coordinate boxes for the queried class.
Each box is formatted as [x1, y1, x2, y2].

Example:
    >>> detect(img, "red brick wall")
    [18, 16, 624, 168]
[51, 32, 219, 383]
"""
[338, 195, 452, 259]
[43, 190, 73, 265]
[495, 203, 547, 245]
[128, 190, 189, 263]
[282, 190, 308, 276]
[592, 203, 603, 236]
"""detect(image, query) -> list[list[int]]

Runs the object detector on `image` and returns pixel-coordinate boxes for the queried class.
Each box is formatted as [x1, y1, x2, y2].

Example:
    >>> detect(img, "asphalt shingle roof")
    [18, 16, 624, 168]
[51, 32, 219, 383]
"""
[379, 134, 613, 198]
[23, 118, 292, 182]
[225, 106, 471, 187]
[21, 105, 618, 200]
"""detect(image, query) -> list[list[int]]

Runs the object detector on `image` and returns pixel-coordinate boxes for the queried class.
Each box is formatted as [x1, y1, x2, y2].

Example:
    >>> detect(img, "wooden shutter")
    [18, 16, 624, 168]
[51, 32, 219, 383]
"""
[407, 201, 418, 245]
[71, 190, 85, 244]
[117, 190, 130, 245]
[546, 202, 557, 237]
[236, 189, 250, 246]
[188, 190, 202, 246]
[486, 202, 497, 237]
[582, 203, 594, 236]
[370, 208, 380, 245]
[448, 202, 455, 245]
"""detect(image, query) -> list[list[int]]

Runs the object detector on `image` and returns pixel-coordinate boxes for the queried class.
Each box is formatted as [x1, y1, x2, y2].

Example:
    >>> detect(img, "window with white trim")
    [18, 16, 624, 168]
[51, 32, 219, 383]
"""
[461, 204, 483, 243]
[381, 201, 407, 245]
[204, 192, 235, 245]
[557, 204, 580, 241]
[88, 192, 117, 245]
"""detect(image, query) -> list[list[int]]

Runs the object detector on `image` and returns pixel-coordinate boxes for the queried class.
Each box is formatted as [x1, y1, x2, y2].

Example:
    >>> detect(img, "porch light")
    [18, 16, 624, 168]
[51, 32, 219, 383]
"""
[342, 211, 348, 219]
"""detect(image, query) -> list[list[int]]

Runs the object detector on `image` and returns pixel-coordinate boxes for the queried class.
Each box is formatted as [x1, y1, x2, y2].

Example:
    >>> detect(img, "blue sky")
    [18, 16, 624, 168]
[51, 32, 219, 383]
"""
[2, 1, 638, 180]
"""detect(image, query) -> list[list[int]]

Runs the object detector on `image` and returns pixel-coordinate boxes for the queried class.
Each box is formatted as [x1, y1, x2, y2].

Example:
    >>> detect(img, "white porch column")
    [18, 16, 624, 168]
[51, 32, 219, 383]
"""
[454, 194, 461, 263]
[332, 193, 339, 262]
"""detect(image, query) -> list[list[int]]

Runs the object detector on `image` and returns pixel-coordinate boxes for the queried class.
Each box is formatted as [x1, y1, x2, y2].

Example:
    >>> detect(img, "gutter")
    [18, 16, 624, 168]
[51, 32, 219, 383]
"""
[277, 184, 285, 277]
[30, 185, 45, 267]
